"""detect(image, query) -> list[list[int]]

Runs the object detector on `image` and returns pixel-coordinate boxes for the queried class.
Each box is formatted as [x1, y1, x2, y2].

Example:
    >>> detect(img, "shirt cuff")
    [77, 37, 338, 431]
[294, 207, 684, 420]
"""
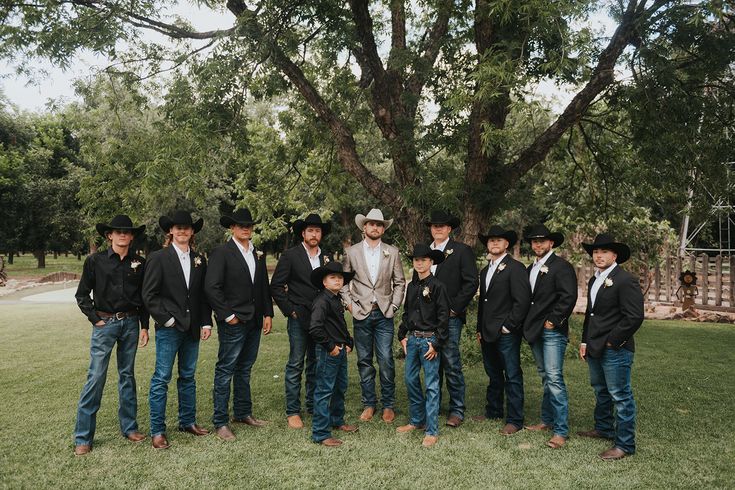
[501, 326, 511, 334]
[164, 317, 175, 327]
[225, 314, 235, 322]
[201, 325, 212, 329]
[580, 343, 587, 347]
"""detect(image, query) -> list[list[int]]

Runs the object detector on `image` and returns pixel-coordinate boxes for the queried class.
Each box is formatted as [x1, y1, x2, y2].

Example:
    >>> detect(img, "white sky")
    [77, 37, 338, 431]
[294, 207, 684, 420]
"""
[0, 4, 619, 114]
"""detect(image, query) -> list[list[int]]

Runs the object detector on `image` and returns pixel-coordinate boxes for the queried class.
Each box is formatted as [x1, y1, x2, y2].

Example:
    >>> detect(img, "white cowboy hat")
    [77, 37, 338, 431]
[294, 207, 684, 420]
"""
[355, 208, 394, 230]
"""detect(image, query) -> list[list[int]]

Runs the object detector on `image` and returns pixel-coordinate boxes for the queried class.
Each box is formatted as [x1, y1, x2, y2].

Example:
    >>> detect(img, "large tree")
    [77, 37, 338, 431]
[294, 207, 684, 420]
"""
[2, 0, 732, 246]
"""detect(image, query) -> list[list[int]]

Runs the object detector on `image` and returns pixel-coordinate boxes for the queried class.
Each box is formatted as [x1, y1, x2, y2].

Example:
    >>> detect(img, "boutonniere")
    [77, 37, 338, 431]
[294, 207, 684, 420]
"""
[445, 249, 454, 257]
[422, 286, 431, 300]
[193, 256, 202, 268]
[497, 263, 507, 272]
[256, 250, 264, 260]
[130, 260, 141, 272]
[604, 278, 613, 288]
[323, 255, 330, 264]
[383, 250, 390, 258]
[539, 265, 549, 275]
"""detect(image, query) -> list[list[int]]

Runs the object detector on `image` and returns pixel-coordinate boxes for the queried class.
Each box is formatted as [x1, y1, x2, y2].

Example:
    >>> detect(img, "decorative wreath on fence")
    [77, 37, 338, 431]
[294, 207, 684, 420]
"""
[679, 270, 697, 286]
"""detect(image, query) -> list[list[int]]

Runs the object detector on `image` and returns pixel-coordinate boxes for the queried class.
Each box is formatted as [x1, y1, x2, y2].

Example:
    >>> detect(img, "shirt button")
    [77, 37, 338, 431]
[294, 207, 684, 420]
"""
[186, 309, 190, 313]
[484, 299, 487, 302]
[531, 301, 534, 305]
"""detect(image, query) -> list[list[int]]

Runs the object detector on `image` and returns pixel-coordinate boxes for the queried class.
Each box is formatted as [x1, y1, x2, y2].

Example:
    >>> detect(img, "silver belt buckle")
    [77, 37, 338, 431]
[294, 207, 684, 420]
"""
[115, 312, 125, 320]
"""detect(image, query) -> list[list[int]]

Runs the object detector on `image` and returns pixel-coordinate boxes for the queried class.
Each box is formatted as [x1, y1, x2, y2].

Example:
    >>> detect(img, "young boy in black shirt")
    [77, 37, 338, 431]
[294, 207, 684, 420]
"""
[309, 261, 358, 446]
[397, 244, 450, 447]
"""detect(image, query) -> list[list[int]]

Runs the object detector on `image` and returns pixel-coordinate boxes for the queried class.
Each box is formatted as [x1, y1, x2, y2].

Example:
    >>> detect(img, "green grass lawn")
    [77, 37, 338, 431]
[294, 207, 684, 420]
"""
[2, 254, 84, 279]
[1, 305, 733, 489]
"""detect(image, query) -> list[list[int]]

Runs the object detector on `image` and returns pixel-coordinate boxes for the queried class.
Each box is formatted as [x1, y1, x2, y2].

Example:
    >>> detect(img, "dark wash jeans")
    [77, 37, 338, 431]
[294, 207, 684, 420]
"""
[353, 309, 395, 409]
[438, 316, 466, 419]
[587, 347, 637, 454]
[74, 316, 140, 445]
[284, 316, 316, 416]
[149, 326, 200, 436]
[311, 344, 348, 443]
[212, 318, 261, 428]
[404, 335, 441, 436]
[529, 328, 569, 437]
[480, 332, 524, 428]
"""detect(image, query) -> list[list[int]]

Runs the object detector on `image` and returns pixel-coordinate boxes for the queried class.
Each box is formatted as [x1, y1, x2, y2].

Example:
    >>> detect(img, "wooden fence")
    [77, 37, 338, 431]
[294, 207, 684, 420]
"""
[576, 254, 735, 309]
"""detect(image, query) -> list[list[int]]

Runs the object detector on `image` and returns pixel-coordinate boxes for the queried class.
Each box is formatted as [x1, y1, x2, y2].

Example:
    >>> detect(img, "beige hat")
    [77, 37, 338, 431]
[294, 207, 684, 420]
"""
[355, 208, 393, 230]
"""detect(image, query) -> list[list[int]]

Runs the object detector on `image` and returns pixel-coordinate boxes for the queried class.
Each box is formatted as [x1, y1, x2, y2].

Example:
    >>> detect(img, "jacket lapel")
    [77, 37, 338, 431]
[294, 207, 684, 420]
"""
[532, 253, 556, 296]
[355, 242, 372, 284]
[486, 255, 508, 294]
[227, 239, 254, 287]
[166, 245, 189, 290]
[593, 265, 620, 308]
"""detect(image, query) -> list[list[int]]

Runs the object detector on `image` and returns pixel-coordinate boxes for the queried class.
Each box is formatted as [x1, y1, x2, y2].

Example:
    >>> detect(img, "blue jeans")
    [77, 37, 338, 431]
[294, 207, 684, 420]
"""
[587, 348, 637, 454]
[353, 310, 395, 409]
[149, 327, 200, 436]
[530, 328, 569, 437]
[285, 317, 316, 416]
[439, 317, 466, 419]
[312, 344, 348, 443]
[212, 319, 261, 428]
[481, 333, 524, 428]
[74, 316, 140, 445]
[404, 335, 441, 436]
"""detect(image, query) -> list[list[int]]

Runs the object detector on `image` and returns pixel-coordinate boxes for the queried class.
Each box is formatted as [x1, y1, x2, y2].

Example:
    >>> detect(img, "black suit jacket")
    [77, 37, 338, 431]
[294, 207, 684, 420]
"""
[477, 254, 531, 342]
[270, 244, 326, 324]
[204, 239, 274, 323]
[522, 253, 578, 344]
[431, 239, 479, 322]
[582, 265, 644, 359]
[142, 245, 212, 339]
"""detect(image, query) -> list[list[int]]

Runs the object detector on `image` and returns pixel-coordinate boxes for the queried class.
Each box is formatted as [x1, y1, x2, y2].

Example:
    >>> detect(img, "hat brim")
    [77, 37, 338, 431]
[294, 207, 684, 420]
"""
[355, 214, 393, 231]
[407, 249, 445, 265]
[310, 269, 355, 289]
[160, 216, 204, 234]
[582, 242, 631, 264]
[220, 216, 259, 228]
[524, 232, 564, 247]
[424, 217, 460, 229]
[96, 223, 146, 238]
[479, 231, 518, 249]
[294, 221, 332, 236]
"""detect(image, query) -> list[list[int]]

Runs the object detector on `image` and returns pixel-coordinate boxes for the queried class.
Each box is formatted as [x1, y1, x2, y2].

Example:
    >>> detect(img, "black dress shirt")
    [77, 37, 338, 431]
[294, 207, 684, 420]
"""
[398, 274, 450, 350]
[309, 290, 353, 352]
[75, 248, 150, 329]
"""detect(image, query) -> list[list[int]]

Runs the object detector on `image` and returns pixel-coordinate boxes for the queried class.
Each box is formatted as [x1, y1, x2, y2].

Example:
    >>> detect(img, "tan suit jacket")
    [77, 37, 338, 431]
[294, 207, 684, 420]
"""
[341, 241, 406, 320]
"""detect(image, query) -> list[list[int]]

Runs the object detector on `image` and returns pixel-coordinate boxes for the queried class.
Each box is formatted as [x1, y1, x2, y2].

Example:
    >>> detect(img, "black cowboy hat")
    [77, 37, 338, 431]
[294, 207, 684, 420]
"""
[524, 224, 564, 247]
[478, 225, 518, 248]
[159, 210, 204, 234]
[582, 233, 631, 264]
[407, 243, 445, 265]
[220, 208, 259, 228]
[310, 261, 355, 289]
[96, 215, 146, 238]
[424, 210, 460, 229]
[293, 213, 332, 236]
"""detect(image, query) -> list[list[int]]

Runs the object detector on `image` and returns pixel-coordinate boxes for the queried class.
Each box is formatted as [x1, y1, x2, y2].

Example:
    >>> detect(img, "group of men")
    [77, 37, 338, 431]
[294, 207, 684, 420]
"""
[72, 207, 644, 461]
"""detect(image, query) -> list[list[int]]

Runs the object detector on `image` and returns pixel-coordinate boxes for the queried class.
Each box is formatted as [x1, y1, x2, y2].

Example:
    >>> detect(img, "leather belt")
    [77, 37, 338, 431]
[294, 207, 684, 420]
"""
[97, 310, 138, 320]
[409, 330, 435, 338]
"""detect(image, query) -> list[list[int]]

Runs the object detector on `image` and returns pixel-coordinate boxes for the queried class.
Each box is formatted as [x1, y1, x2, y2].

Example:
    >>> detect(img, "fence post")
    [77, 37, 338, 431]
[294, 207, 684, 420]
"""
[665, 257, 672, 302]
[715, 255, 722, 306]
[701, 254, 709, 306]
[730, 256, 734, 307]
[654, 262, 661, 302]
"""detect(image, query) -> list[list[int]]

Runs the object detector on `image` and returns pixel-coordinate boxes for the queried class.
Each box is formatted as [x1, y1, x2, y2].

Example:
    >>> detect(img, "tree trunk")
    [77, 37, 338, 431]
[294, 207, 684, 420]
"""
[34, 250, 46, 268]
[7, 253, 13, 265]
[89, 237, 98, 254]
[53, 251, 58, 259]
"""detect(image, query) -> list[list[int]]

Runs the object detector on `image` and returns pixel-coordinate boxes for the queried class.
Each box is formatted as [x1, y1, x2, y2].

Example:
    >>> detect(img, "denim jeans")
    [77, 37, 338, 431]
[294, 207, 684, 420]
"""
[404, 335, 441, 436]
[587, 348, 637, 454]
[74, 316, 140, 445]
[481, 332, 524, 428]
[311, 344, 348, 443]
[353, 309, 395, 409]
[285, 317, 316, 416]
[438, 317, 466, 419]
[149, 326, 200, 436]
[212, 319, 261, 428]
[530, 328, 569, 437]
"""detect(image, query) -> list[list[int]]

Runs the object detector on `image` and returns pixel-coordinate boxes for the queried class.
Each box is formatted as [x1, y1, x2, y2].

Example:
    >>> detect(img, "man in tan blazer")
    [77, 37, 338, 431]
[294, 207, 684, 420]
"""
[341, 209, 406, 423]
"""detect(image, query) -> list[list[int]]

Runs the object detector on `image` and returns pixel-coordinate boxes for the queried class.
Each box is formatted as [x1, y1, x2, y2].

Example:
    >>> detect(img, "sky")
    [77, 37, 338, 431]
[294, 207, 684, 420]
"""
[0, 3, 618, 114]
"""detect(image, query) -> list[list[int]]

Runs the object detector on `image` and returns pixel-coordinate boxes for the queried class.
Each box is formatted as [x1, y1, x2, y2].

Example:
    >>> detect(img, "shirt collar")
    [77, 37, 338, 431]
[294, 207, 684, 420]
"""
[534, 250, 554, 267]
[430, 237, 450, 252]
[232, 237, 252, 255]
[302, 242, 321, 258]
[490, 253, 507, 267]
[363, 240, 381, 252]
[171, 242, 190, 257]
[595, 262, 618, 279]
[107, 247, 131, 261]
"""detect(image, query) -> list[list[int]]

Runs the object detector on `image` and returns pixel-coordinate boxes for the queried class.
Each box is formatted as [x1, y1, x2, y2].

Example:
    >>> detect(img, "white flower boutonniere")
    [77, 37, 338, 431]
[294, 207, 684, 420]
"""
[422, 286, 431, 300]
[130, 260, 141, 272]
[497, 263, 507, 272]
[323, 255, 330, 264]
[539, 265, 549, 275]
[383, 250, 390, 258]
[445, 249, 454, 257]
[604, 278, 614, 288]
[193, 256, 202, 268]
[256, 250, 264, 260]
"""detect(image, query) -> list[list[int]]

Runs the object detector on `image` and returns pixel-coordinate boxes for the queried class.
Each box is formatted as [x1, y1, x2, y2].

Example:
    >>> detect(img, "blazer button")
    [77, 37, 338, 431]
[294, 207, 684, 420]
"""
[590, 313, 594, 317]
[484, 299, 487, 302]
[186, 309, 190, 313]
[531, 301, 534, 305]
